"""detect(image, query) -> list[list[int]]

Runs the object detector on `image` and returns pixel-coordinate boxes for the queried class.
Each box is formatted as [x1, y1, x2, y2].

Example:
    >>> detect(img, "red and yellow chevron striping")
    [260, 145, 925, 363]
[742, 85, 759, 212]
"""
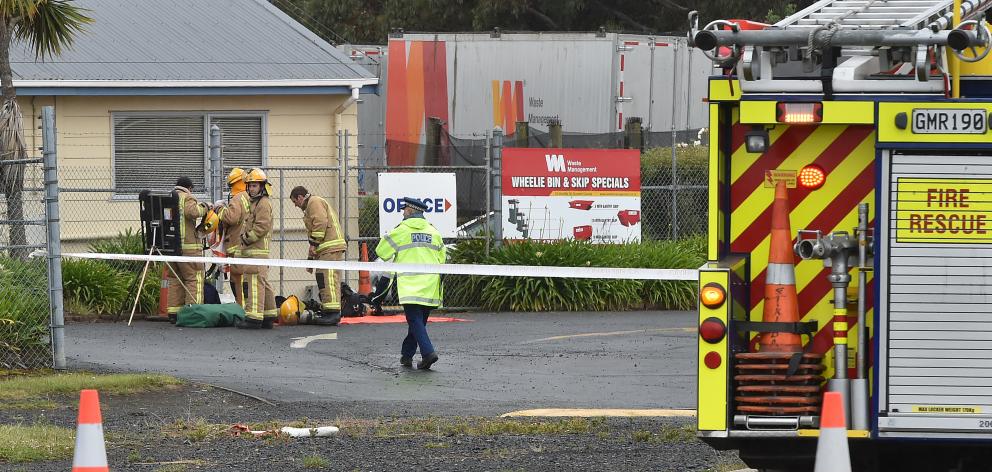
[728, 122, 876, 379]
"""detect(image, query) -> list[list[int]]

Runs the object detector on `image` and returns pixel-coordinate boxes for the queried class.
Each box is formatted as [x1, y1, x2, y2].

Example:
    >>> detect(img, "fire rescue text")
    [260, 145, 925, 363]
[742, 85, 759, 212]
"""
[907, 188, 988, 234]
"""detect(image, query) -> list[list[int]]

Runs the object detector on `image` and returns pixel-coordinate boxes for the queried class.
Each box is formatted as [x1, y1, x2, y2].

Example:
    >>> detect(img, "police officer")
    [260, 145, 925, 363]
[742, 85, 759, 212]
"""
[214, 168, 250, 305]
[289, 186, 345, 325]
[238, 168, 277, 329]
[375, 197, 445, 369]
[166, 176, 208, 323]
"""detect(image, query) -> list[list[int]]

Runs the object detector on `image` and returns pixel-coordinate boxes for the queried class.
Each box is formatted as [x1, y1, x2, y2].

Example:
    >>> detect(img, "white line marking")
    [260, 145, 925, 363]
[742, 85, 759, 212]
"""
[522, 327, 695, 344]
[501, 408, 697, 418]
[290, 333, 338, 349]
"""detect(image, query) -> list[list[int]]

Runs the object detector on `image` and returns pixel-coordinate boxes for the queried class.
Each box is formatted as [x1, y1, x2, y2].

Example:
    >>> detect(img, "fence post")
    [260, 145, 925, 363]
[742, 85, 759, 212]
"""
[426, 117, 443, 166]
[42, 106, 65, 370]
[548, 119, 563, 148]
[514, 121, 529, 147]
[209, 125, 222, 205]
[342, 130, 351, 285]
[670, 41, 681, 240]
[484, 131, 492, 256]
[491, 127, 504, 246]
[278, 169, 285, 295]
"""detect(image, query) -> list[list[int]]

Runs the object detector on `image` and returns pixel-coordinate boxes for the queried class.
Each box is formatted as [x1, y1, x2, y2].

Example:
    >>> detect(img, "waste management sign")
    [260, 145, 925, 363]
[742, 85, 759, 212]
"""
[378, 173, 457, 237]
[896, 178, 992, 243]
[501, 148, 641, 242]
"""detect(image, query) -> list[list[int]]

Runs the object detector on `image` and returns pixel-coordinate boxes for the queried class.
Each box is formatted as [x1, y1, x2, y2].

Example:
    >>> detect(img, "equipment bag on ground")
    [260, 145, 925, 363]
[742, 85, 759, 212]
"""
[176, 303, 246, 328]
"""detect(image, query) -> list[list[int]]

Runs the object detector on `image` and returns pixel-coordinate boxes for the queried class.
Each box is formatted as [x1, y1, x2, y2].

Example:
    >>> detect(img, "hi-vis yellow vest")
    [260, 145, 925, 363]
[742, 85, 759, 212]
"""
[375, 217, 445, 307]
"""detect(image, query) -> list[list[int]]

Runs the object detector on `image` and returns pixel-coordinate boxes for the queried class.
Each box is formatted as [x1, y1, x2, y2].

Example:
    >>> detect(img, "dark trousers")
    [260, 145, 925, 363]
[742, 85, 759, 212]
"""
[402, 304, 434, 358]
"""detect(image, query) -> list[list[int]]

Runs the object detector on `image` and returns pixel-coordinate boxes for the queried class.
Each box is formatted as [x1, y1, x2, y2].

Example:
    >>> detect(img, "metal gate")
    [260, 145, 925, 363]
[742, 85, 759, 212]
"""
[879, 150, 992, 436]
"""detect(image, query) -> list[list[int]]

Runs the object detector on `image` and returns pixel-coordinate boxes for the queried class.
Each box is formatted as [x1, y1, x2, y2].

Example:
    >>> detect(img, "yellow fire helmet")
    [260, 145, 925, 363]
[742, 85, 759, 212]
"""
[227, 167, 246, 195]
[244, 167, 268, 183]
[195, 208, 220, 237]
[279, 295, 300, 325]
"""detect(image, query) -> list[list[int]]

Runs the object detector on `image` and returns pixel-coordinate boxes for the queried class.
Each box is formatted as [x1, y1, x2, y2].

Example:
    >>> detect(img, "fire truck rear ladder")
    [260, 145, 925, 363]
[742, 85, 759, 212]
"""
[690, 0, 992, 94]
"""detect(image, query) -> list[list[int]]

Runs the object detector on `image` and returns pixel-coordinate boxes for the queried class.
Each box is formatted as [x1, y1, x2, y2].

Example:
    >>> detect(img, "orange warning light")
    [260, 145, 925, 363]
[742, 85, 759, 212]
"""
[700, 283, 726, 308]
[798, 165, 826, 190]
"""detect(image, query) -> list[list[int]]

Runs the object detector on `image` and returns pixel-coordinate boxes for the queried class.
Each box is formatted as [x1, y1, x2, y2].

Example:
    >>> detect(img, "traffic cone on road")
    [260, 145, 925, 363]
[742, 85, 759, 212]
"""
[813, 391, 852, 472]
[358, 243, 371, 296]
[759, 181, 803, 352]
[72, 389, 109, 472]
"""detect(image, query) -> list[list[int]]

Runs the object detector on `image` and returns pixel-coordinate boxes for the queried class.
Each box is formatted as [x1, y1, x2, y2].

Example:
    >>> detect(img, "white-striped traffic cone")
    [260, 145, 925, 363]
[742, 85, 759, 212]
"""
[814, 391, 852, 472]
[72, 389, 109, 472]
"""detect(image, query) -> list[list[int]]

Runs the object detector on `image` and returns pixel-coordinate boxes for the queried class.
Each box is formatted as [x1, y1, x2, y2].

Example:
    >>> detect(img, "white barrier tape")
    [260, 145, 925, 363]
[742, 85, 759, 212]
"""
[63, 252, 699, 281]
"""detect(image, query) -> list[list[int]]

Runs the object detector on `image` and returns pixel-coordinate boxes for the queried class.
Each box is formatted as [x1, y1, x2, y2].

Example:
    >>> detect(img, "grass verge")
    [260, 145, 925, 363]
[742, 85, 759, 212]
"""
[0, 424, 74, 463]
[0, 372, 182, 403]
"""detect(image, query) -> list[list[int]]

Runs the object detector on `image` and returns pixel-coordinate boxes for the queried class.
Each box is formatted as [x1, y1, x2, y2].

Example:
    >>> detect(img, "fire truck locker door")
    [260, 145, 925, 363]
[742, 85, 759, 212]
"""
[879, 150, 992, 436]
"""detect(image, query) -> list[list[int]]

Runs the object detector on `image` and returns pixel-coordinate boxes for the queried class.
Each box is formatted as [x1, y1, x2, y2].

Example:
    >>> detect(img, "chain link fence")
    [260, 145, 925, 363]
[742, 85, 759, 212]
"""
[1, 157, 49, 368]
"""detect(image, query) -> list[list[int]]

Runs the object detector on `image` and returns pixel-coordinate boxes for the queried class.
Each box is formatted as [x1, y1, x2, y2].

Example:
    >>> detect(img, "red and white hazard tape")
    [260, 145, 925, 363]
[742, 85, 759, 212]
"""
[63, 252, 698, 281]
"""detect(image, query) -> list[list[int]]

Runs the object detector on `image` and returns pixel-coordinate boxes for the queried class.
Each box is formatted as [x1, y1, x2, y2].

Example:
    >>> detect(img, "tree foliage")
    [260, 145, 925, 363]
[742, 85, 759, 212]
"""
[272, 0, 813, 45]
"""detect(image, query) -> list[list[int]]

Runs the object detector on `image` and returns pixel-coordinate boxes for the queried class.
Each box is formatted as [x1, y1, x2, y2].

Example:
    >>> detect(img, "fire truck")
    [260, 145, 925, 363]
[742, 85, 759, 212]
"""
[691, 1, 992, 470]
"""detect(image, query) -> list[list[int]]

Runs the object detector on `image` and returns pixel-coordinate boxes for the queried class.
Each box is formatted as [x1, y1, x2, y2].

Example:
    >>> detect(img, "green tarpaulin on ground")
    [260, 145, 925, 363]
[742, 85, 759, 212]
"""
[176, 303, 245, 328]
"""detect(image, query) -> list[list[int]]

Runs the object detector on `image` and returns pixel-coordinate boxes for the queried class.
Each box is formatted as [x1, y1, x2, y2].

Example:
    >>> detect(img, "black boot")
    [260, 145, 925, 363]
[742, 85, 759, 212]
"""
[400, 356, 413, 367]
[236, 317, 262, 330]
[417, 352, 439, 370]
[261, 317, 276, 329]
[313, 310, 341, 326]
[168, 313, 177, 324]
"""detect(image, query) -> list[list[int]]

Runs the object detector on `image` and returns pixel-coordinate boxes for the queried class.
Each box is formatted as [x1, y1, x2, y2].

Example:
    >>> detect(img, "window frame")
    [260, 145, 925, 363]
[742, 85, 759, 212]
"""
[110, 110, 268, 199]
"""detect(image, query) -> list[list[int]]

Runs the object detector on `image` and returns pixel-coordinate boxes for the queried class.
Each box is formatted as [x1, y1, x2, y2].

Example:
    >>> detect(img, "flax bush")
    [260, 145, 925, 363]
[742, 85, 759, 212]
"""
[444, 238, 704, 312]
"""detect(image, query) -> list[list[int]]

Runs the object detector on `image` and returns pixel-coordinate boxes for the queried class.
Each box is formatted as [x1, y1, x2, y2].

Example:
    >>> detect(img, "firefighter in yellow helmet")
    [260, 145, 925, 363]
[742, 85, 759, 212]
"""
[237, 168, 277, 329]
[289, 185, 344, 325]
[166, 176, 209, 324]
[213, 168, 250, 305]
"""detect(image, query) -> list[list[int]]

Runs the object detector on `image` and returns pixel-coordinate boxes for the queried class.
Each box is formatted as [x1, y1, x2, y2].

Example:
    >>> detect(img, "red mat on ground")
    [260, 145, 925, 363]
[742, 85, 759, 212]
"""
[338, 314, 470, 325]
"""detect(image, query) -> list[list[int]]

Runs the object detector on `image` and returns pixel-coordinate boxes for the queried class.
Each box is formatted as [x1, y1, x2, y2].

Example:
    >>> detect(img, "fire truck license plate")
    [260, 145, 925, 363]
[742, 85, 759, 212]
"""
[912, 109, 987, 134]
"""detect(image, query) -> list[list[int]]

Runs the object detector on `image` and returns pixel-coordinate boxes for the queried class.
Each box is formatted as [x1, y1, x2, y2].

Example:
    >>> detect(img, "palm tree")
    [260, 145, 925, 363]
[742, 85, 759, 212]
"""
[0, 0, 90, 258]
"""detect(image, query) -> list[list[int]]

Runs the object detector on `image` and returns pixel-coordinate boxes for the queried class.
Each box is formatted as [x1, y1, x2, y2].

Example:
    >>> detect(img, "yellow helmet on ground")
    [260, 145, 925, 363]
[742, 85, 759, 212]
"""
[227, 168, 247, 195]
[279, 295, 300, 325]
[195, 208, 220, 237]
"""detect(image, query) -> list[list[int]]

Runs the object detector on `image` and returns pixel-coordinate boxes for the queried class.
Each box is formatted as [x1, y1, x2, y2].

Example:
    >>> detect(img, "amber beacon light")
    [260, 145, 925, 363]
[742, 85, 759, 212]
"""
[700, 282, 727, 308]
[798, 164, 826, 190]
[776, 102, 822, 124]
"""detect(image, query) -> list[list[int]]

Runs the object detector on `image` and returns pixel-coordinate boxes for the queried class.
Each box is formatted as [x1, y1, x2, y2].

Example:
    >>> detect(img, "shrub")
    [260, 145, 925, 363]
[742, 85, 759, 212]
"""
[77, 230, 161, 316]
[358, 196, 380, 237]
[61, 258, 131, 317]
[641, 145, 708, 239]
[444, 238, 703, 312]
[0, 257, 49, 367]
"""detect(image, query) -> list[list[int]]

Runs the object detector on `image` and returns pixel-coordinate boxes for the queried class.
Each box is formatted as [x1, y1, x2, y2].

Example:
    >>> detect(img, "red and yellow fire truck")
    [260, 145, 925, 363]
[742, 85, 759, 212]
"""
[692, 1, 992, 470]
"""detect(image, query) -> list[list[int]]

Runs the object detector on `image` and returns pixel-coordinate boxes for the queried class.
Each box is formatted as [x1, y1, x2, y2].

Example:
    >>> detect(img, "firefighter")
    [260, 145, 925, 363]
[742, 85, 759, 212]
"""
[289, 186, 344, 325]
[375, 197, 445, 370]
[213, 168, 250, 305]
[166, 176, 208, 324]
[238, 168, 277, 329]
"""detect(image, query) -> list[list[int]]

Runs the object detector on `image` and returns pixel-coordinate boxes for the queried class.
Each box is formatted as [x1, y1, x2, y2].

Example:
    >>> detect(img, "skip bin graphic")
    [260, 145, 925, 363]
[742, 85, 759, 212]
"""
[617, 210, 641, 227]
[569, 200, 594, 210]
[573, 225, 592, 240]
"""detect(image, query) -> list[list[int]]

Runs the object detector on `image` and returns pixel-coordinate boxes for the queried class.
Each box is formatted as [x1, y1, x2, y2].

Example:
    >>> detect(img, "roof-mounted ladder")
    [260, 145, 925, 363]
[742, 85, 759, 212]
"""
[690, 0, 992, 94]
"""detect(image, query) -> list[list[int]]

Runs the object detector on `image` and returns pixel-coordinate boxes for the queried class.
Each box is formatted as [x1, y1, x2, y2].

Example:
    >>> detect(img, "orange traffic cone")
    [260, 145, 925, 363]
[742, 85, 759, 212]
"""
[147, 266, 170, 322]
[358, 243, 371, 296]
[759, 181, 803, 352]
[813, 391, 852, 472]
[72, 390, 109, 472]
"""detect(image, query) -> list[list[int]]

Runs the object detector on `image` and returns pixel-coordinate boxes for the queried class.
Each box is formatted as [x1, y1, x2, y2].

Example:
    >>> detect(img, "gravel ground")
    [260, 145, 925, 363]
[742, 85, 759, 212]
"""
[2, 383, 744, 472]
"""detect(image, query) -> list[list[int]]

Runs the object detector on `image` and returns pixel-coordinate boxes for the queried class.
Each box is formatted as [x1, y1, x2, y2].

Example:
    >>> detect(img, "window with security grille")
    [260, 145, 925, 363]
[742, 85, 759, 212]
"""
[112, 113, 264, 195]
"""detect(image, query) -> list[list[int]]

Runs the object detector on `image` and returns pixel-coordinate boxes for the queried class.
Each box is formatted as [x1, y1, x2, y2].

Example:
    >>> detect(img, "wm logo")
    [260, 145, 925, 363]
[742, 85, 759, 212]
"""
[545, 154, 566, 172]
[492, 80, 524, 135]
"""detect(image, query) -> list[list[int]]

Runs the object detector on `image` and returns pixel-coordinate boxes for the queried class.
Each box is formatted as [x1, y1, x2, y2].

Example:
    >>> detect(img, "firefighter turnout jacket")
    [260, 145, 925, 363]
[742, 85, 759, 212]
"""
[176, 186, 207, 255]
[218, 191, 250, 256]
[375, 216, 445, 307]
[242, 194, 272, 257]
[304, 195, 345, 255]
